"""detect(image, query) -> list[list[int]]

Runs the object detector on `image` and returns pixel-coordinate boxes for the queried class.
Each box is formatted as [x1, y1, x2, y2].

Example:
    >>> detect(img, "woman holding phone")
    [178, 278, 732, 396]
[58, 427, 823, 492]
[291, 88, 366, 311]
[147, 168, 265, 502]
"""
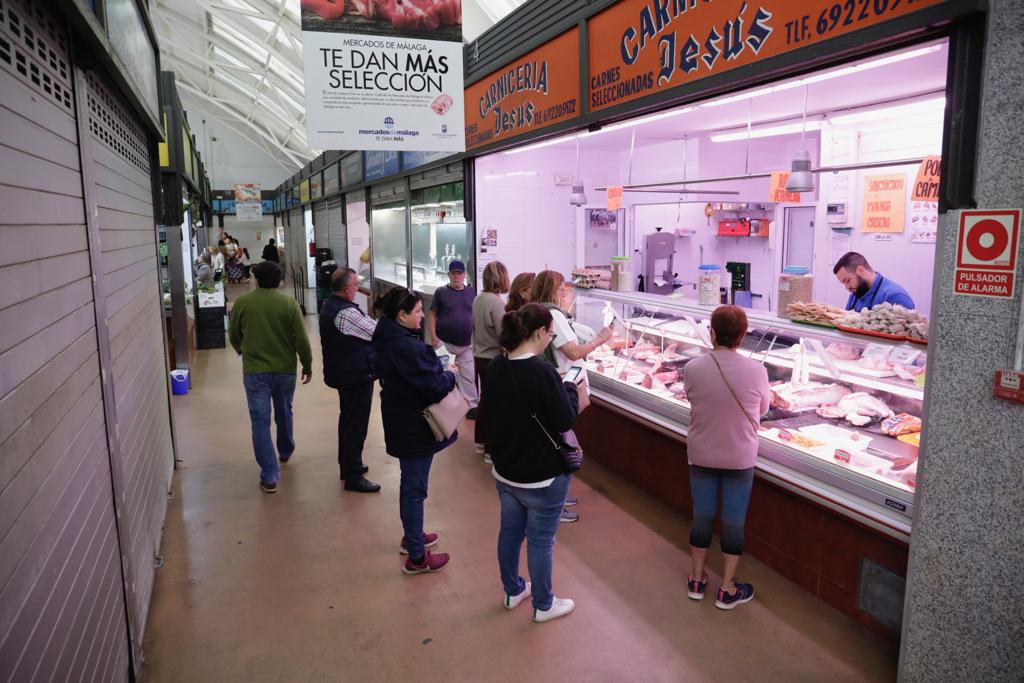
[482, 304, 581, 623]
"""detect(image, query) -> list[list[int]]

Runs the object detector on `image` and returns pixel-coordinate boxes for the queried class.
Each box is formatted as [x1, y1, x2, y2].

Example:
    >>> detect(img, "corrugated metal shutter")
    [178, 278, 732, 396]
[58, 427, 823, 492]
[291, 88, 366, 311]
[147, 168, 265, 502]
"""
[0, 3, 130, 682]
[313, 200, 328, 252]
[327, 195, 346, 266]
[80, 67, 174, 641]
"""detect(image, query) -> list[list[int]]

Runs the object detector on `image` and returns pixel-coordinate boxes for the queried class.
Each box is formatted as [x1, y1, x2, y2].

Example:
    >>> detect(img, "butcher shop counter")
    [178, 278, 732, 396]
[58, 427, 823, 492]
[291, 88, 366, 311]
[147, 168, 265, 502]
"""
[571, 289, 919, 635]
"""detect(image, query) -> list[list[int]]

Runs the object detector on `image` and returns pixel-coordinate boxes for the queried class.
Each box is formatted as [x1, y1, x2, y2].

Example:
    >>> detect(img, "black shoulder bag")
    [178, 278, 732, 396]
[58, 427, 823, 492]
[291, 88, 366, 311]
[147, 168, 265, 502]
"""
[506, 360, 583, 474]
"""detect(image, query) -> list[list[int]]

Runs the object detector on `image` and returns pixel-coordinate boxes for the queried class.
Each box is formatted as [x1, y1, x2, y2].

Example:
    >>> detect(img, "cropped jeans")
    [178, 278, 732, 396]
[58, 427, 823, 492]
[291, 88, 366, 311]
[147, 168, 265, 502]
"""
[688, 465, 755, 555]
[399, 456, 434, 561]
[496, 474, 570, 611]
[242, 372, 296, 485]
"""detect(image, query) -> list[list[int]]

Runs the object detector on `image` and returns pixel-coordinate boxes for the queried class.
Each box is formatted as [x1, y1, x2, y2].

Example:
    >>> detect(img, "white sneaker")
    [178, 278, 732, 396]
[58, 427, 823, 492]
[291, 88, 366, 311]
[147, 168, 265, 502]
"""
[533, 597, 575, 623]
[483, 453, 492, 464]
[474, 443, 485, 454]
[504, 582, 531, 610]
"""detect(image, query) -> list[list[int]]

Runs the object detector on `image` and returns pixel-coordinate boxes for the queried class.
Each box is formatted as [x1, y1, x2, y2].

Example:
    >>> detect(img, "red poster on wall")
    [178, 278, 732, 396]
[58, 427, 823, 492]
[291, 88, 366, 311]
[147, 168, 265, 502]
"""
[587, 0, 945, 112]
[465, 28, 580, 149]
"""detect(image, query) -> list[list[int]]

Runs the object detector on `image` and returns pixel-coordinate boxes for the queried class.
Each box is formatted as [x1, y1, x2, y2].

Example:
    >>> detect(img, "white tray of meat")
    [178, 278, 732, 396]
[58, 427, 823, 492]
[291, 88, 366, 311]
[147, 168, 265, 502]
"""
[771, 382, 852, 412]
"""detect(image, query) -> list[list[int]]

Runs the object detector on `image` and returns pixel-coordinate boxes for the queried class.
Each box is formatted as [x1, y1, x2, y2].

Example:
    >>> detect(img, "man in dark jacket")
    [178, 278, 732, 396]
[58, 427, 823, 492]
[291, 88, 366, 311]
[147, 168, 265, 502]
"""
[261, 238, 280, 263]
[319, 268, 380, 493]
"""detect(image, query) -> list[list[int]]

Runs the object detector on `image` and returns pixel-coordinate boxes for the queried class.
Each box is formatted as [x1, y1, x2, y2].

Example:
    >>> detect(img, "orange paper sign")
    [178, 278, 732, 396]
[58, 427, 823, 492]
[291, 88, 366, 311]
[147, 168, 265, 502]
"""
[587, 0, 944, 112]
[465, 29, 580, 150]
[607, 186, 624, 210]
[769, 171, 800, 203]
[912, 155, 941, 201]
[861, 174, 906, 233]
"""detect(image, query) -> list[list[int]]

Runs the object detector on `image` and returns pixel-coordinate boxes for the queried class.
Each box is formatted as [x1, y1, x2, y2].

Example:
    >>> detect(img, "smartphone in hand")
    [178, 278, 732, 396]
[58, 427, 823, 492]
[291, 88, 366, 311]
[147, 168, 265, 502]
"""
[563, 366, 585, 384]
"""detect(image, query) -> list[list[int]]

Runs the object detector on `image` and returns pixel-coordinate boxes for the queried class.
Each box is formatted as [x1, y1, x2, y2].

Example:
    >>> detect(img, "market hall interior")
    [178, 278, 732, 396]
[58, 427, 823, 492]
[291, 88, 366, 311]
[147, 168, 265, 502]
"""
[141, 292, 898, 682]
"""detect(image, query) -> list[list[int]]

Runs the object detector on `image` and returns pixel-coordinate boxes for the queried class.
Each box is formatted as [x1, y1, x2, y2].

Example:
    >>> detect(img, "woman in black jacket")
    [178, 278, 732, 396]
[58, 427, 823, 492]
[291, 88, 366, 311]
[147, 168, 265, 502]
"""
[372, 287, 458, 574]
[482, 304, 580, 623]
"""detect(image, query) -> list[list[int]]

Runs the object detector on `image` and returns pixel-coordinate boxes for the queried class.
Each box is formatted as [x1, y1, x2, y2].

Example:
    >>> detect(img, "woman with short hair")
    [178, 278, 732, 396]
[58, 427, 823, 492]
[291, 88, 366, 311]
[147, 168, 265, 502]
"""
[472, 261, 510, 463]
[682, 305, 771, 610]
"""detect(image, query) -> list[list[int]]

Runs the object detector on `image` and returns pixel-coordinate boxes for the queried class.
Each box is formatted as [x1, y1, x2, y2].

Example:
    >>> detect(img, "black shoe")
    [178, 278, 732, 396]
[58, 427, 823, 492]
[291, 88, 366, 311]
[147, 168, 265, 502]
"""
[465, 407, 478, 420]
[339, 465, 370, 480]
[344, 477, 381, 493]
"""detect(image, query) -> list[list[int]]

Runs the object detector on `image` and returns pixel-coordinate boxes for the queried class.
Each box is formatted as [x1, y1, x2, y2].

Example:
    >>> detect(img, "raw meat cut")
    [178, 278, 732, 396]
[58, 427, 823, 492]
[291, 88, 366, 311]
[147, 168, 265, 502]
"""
[857, 356, 893, 371]
[668, 382, 686, 397]
[815, 392, 894, 425]
[826, 343, 860, 361]
[351, 0, 461, 29]
[881, 413, 922, 436]
[431, 93, 453, 115]
[654, 370, 679, 384]
[302, 0, 348, 19]
[771, 382, 852, 412]
[893, 362, 926, 381]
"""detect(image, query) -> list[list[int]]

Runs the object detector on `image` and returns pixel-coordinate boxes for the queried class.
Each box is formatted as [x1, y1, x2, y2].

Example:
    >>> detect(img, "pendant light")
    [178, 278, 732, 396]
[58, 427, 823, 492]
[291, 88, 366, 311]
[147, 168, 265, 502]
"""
[786, 85, 815, 193]
[569, 136, 588, 205]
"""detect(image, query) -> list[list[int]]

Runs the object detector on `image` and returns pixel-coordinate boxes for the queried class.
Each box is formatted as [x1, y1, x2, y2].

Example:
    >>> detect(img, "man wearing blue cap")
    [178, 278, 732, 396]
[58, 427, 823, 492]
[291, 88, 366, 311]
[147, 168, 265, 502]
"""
[426, 259, 479, 417]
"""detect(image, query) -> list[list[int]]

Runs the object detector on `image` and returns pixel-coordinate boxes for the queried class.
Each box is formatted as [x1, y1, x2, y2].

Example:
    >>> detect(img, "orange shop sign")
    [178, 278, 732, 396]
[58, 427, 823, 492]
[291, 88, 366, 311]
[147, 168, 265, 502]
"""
[587, 0, 945, 112]
[465, 28, 580, 150]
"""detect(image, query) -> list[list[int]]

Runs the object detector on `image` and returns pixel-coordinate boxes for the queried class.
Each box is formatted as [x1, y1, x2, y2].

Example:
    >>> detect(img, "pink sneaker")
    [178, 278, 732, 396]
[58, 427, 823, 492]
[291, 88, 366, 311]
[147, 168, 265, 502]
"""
[402, 551, 450, 575]
[399, 532, 440, 555]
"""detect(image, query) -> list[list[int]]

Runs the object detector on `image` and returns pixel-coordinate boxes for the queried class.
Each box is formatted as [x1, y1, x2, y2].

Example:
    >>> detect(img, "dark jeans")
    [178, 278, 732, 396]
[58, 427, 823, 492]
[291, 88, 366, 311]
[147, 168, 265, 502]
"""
[689, 465, 755, 555]
[399, 456, 434, 560]
[496, 474, 570, 611]
[242, 372, 296, 484]
[474, 356, 493, 447]
[338, 382, 373, 481]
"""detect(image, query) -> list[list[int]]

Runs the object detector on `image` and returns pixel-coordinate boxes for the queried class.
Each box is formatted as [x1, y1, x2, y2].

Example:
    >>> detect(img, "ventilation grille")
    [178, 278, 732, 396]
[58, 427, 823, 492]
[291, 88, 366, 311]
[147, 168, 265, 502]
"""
[86, 71, 150, 174]
[0, 0, 72, 113]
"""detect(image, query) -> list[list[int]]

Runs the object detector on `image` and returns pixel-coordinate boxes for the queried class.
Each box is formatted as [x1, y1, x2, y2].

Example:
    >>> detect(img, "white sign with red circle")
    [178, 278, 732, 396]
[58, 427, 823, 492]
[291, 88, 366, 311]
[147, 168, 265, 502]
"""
[954, 209, 1021, 298]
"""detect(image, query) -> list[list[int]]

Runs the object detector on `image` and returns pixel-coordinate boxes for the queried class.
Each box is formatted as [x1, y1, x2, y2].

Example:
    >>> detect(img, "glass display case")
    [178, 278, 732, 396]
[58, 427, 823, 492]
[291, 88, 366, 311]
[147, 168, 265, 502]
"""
[410, 183, 471, 295]
[371, 201, 408, 287]
[573, 289, 925, 537]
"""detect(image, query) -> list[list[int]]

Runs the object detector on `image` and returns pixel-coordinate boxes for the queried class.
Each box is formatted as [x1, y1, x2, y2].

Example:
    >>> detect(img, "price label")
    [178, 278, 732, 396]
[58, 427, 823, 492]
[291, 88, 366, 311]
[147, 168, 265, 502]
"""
[862, 343, 892, 362]
[888, 347, 921, 365]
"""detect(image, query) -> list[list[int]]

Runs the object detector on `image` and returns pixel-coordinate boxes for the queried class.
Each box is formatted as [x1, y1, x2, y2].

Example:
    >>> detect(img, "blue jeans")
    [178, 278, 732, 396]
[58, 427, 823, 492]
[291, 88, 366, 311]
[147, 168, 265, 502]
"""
[689, 465, 755, 555]
[496, 474, 570, 611]
[242, 373, 296, 485]
[399, 456, 434, 560]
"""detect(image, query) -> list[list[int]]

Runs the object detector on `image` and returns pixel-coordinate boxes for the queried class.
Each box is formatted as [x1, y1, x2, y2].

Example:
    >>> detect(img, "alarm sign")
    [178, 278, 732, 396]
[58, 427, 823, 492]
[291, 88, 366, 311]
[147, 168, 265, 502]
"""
[954, 209, 1021, 299]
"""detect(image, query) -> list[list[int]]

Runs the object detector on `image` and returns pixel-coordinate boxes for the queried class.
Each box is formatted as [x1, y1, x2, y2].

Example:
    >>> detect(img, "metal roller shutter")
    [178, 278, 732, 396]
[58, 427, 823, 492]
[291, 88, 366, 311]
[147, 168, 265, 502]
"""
[0, 3, 130, 681]
[313, 200, 328, 253]
[80, 67, 174, 643]
[327, 195, 346, 266]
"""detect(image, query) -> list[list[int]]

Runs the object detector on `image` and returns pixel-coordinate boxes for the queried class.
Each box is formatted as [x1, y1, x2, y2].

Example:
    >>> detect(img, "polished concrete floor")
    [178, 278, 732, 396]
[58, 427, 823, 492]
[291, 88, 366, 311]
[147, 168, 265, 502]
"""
[143, 288, 898, 682]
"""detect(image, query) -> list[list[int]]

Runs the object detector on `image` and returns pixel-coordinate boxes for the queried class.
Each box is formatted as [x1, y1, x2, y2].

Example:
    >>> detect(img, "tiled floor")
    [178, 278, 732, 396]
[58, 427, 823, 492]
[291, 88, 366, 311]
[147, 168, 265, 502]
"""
[142, 287, 898, 681]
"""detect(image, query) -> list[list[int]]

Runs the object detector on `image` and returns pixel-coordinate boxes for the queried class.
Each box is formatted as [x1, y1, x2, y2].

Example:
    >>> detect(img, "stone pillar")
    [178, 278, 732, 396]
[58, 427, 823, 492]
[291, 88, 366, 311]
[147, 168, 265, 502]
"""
[899, 1, 1024, 680]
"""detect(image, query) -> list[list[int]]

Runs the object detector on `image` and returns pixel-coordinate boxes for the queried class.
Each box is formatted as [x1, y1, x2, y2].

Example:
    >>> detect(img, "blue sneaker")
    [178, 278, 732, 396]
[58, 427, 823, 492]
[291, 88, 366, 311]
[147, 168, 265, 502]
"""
[687, 573, 707, 600]
[715, 582, 754, 610]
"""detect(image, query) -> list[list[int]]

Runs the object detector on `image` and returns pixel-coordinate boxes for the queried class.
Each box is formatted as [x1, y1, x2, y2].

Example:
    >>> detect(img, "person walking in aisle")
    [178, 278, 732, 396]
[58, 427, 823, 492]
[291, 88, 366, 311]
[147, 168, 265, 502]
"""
[228, 261, 313, 494]
[472, 261, 510, 464]
[262, 238, 280, 263]
[373, 287, 458, 574]
[483, 304, 580, 623]
[531, 270, 613, 522]
[319, 267, 381, 493]
[505, 272, 535, 313]
[211, 240, 226, 280]
[682, 305, 771, 610]
[427, 260, 479, 418]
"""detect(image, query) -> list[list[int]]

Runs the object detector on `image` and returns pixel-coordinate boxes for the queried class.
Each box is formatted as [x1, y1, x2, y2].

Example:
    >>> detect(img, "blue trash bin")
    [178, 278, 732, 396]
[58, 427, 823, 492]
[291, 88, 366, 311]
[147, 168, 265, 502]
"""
[170, 370, 189, 395]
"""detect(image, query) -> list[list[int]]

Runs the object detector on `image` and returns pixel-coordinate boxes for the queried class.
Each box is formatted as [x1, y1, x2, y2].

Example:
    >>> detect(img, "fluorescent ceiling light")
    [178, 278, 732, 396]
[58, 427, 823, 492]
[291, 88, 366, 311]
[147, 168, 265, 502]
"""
[711, 120, 823, 143]
[502, 136, 573, 155]
[828, 96, 945, 126]
[580, 106, 696, 138]
[701, 44, 942, 109]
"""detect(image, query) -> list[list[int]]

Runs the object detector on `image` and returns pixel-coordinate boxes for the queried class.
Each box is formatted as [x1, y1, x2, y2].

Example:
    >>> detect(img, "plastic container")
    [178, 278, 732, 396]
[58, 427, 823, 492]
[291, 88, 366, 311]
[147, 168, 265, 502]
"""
[170, 369, 189, 395]
[698, 265, 721, 306]
[611, 257, 632, 291]
[778, 266, 814, 319]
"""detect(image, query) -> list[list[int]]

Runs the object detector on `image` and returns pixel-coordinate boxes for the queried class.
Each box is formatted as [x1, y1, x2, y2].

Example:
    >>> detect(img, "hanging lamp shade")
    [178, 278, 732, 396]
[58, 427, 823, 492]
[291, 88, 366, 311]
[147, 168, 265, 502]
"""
[569, 183, 588, 206]
[786, 150, 814, 192]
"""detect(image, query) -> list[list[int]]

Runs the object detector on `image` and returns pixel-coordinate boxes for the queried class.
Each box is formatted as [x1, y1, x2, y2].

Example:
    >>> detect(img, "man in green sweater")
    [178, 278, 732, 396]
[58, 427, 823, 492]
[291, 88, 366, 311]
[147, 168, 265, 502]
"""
[229, 261, 313, 494]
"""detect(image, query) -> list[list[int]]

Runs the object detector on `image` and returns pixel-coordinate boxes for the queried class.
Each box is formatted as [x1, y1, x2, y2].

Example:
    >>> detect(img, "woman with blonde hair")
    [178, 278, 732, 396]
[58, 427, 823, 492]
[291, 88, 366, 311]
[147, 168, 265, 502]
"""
[472, 261, 511, 462]
[506, 272, 535, 313]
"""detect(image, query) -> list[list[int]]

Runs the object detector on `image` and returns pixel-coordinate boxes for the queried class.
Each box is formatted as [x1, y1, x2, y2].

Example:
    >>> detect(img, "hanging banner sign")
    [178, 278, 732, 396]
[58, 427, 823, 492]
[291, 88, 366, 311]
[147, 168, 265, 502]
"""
[300, 1, 465, 152]
[861, 174, 906, 233]
[587, 0, 944, 112]
[954, 209, 1020, 299]
[299, 179, 311, 204]
[912, 155, 942, 201]
[606, 186, 623, 210]
[768, 171, 800, 203]
[465, 28, 580, 150]
[234, 183, 262, 221]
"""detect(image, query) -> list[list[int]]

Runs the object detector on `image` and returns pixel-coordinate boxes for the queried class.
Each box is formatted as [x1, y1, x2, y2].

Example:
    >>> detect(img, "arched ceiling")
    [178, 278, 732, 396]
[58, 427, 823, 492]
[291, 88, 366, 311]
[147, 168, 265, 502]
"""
[152, 0, 528, 173]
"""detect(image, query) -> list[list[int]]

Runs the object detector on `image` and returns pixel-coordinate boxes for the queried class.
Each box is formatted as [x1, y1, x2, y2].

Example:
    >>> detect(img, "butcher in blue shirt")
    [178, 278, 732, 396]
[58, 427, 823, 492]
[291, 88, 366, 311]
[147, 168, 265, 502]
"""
[833, 252, 916, 311]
